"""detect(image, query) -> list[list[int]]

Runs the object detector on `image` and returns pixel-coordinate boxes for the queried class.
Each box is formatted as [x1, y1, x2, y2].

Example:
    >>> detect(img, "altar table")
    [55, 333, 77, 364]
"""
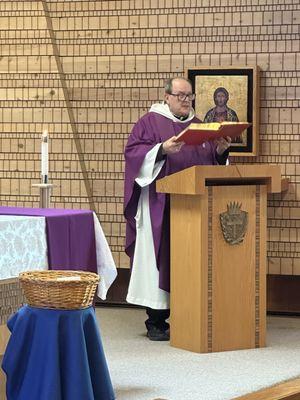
[0, 206, 117, 361]
[0, 207, 117, 400]
[0, 206, 117, 300]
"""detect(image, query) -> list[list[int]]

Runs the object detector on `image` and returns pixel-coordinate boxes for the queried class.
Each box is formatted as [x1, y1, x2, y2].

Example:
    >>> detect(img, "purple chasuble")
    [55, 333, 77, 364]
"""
[124, 112, 218, 292]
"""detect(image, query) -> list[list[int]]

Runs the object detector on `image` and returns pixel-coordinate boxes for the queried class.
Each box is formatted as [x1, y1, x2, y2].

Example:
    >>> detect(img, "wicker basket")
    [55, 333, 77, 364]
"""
[19, 270, 100, 310]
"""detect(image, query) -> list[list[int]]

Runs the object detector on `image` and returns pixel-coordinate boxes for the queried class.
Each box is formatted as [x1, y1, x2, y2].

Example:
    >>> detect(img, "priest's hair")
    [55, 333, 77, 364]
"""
[164, 77, 193, 94]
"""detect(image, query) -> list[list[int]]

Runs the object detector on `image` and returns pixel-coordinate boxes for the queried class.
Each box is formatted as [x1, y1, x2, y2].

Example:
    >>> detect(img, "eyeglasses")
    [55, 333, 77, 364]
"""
[169, 93, 195, 101]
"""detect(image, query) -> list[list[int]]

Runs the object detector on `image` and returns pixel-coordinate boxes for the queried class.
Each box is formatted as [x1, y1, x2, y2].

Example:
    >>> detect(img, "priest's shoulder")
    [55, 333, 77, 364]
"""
[135, 111, 165, 125]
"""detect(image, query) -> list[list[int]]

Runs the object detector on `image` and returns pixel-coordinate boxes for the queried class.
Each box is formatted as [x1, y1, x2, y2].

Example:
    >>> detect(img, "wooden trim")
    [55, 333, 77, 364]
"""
[156, 164, 285, 196]
[255, 186, 260, 346]
[233, 377, 300, 400]
[207, 187, 213, 352]
[154, 378, 300, 400]
[258, 185, 267, 347]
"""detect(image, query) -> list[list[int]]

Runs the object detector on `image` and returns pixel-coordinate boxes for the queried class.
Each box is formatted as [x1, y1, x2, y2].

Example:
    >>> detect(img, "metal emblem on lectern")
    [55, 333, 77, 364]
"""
[219, 202, 248, 245]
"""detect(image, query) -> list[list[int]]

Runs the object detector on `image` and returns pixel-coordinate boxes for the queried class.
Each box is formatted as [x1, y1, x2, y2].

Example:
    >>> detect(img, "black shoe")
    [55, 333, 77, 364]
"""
[146, 327, 170, 341]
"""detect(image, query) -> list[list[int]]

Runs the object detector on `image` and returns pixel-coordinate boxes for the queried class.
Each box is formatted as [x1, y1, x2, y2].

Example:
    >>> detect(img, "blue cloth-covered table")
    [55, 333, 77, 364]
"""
[2, 305, 115, 400]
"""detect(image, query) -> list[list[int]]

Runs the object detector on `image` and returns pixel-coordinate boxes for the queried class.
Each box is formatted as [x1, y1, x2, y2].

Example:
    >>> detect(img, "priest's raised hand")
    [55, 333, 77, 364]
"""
[162, 136, 184, 154]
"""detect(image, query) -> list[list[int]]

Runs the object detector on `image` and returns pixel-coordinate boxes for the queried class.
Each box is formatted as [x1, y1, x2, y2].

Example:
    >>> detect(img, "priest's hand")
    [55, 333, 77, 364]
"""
[216, 136, 231, 155]
[162, 136, 184, 155]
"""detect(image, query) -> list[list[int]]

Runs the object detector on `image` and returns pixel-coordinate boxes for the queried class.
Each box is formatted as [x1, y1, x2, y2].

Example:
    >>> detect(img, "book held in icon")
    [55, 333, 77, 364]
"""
[174, 122, 251, 145]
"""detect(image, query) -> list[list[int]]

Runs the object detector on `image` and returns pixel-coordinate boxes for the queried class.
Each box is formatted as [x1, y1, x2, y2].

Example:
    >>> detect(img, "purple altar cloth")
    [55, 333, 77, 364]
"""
[0, 207, 97, 273]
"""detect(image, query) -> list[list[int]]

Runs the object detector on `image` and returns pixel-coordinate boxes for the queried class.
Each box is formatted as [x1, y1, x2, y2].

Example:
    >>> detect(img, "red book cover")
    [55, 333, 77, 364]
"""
[174, 122, 251, 145]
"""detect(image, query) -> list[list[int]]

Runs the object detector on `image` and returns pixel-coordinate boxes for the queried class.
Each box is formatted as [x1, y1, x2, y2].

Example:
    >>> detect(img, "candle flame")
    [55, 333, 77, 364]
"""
[42, 130, 48, 143]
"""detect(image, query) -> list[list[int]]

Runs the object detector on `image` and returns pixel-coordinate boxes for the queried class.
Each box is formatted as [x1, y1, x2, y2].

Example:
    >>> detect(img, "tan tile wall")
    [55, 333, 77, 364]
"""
[0, 1, 299, 272]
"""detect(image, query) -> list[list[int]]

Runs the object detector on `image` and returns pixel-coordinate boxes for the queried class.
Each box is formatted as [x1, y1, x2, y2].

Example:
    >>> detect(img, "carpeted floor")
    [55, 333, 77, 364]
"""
[96, 307, 300, 400]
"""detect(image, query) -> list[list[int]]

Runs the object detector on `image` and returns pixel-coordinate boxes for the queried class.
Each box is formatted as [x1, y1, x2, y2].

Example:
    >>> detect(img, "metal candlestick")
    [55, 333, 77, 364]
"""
[32, 183, 54, 208]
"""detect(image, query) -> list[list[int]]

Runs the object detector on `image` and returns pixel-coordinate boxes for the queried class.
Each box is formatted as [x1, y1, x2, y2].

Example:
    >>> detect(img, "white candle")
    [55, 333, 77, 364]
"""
[41, 130, 48, 183]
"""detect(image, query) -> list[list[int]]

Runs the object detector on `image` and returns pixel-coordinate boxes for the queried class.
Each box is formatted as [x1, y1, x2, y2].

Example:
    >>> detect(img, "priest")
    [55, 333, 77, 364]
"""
[124, 77, 231, 341]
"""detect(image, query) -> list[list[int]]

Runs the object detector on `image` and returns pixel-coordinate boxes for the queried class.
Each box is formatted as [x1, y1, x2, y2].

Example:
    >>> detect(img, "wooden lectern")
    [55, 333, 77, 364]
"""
[156, 165, 287, 353]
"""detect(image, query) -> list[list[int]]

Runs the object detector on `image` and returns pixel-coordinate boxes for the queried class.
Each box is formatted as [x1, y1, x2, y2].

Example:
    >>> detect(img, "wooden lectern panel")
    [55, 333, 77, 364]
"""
[157, 165, 283, 353]
[211, 185, 266, 352]
[170, 184, 266, 353]
[170, 193, 208, 353]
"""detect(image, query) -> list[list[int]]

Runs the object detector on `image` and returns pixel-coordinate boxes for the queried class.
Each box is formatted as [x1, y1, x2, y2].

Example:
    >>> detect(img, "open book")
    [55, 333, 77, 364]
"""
[174, 122, 251, 145]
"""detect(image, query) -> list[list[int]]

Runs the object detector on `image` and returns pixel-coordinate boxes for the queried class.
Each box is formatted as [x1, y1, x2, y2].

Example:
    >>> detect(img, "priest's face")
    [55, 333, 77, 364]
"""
[165, 79, 193, 117]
